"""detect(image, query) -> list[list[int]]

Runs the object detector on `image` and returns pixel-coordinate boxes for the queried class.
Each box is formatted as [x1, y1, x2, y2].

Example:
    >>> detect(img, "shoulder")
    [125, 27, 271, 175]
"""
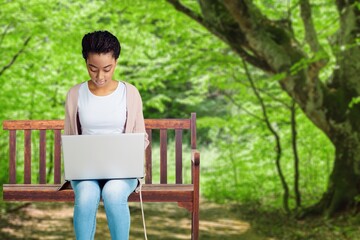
[68, 82, 83, 94]
[122, 81, 138, 91]
[122, 81, 141, 97]
[66, 83, 84, 99]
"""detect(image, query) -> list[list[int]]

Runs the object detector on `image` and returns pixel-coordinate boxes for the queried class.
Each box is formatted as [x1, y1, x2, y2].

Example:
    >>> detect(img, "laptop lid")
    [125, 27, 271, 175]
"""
[61, 133, 145, 180]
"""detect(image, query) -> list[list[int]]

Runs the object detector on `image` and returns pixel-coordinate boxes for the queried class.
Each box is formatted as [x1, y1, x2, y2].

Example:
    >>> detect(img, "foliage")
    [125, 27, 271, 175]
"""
[0, 0, 340, 220]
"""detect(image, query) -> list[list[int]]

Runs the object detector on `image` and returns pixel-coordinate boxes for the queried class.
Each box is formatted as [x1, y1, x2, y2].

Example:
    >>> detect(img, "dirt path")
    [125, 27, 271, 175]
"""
[0, 200, 268, 240]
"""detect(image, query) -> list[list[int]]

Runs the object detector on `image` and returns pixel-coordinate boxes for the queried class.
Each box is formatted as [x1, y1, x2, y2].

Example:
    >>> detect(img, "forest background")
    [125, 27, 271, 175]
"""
[1, 0, 360, 239]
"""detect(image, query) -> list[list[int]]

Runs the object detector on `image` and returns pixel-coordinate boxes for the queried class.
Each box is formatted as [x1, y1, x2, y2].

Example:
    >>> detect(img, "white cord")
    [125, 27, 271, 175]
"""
[139, 181, 148, 240]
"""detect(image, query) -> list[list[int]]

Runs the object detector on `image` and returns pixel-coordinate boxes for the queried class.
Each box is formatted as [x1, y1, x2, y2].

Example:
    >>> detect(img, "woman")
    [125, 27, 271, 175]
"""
[64, 30, 149, 240]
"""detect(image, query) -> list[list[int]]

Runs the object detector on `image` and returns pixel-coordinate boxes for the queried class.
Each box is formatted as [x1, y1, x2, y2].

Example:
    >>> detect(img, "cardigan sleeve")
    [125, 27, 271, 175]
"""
[64, 90, 72, 135]
[124, 82, 149, 149]
[64, 83, 81, 135]
[134, 90, 150, 149]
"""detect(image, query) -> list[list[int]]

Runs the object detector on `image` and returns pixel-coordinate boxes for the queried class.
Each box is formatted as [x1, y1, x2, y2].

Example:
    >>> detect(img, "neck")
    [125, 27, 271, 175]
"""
[88, 80, 118, 96]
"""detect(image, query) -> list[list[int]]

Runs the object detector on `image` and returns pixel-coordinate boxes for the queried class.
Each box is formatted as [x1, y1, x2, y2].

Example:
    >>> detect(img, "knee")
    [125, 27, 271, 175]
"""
[102, 180, 135, 204]
[72, 180, 101, 205]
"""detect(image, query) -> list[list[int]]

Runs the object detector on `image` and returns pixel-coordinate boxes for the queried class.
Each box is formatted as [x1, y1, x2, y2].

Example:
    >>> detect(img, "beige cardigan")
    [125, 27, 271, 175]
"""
[64, 81, 149, 148]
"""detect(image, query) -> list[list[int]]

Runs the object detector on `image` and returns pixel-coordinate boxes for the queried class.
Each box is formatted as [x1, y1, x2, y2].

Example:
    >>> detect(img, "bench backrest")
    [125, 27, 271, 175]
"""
[3, 113, 197, 185]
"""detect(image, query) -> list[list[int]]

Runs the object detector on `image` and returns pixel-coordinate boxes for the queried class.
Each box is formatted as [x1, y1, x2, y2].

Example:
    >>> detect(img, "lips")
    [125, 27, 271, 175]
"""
[96, 80, 106, 86]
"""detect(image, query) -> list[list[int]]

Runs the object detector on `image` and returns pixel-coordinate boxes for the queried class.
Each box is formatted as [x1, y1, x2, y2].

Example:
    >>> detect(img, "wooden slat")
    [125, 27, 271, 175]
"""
[160, 129, 167, 184]
[191, 113, 197, 149]
[9, 130, 16, 184]
[175, 129, 183, 184]
[129, 184, 193, 202]
[3, 120, 64, 130]
[145, 119, 190, 129]
[24, 130, 32, 184]
[3, 118, 191, 130]
[145, 129, 152, 184]
[54, 130, 61, 184]
[3, 184, 194, 202]
[39, 130, 46, 184]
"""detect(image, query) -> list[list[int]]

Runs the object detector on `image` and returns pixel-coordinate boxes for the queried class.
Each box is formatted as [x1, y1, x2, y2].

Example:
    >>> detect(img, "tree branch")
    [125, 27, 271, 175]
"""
[167, 0, 273, 72]
[166, 0, 227, 41]
[166, 0, 203, 25]
[291, 99, 302, 209]
[221, 90, 263, 121]
[0, 36, 31, 77]
[299, 0, 321, 53]
[229, 43, 274, 73]
[0, 24, 11, 48]
[231, 72, 291, 109]
[223, 0, 292, 72]
[335, 0, 347, 13]
[243, 59, 290, 214]
[298, 0, 328, 96]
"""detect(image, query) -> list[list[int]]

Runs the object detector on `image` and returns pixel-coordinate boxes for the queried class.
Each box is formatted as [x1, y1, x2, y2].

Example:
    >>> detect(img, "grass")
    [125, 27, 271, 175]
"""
[1, 200, 360, 239]
[233, 202, 360, 240]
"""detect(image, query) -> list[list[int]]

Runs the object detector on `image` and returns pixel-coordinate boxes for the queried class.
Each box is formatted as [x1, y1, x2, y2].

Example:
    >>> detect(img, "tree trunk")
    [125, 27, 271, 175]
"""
[301, 133, 360, 217]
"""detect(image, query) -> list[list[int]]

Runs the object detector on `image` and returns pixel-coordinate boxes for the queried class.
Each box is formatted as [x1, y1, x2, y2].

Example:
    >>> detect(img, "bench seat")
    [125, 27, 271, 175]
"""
[3, 184, 194, 202]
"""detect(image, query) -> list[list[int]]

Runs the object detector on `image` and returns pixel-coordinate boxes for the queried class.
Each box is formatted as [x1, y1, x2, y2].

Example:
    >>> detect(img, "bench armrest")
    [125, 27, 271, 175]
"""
[191, 149, 200, 166]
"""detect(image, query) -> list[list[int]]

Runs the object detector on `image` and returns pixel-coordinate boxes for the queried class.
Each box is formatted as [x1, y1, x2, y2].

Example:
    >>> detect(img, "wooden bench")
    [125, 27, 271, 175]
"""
[2, 113, 200, 240]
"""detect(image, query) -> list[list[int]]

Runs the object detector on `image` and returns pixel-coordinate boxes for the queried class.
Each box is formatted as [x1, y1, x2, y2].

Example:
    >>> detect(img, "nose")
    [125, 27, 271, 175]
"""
[97, 70, 104, 80]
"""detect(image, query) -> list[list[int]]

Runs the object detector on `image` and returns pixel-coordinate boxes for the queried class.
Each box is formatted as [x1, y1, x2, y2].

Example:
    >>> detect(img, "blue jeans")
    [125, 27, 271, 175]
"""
[71, 179, 138, 240]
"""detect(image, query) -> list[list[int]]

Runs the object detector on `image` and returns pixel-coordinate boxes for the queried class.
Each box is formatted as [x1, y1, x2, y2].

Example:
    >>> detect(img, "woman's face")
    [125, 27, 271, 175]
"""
[86, 52, 117, 88]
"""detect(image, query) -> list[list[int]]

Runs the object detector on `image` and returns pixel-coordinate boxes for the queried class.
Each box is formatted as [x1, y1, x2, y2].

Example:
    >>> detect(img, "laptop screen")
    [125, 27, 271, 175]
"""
[61, 133, 145, 180]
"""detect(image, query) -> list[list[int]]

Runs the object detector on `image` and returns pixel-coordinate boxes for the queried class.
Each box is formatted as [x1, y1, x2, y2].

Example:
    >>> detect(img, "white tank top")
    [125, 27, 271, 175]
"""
[78, 81, 127, 135]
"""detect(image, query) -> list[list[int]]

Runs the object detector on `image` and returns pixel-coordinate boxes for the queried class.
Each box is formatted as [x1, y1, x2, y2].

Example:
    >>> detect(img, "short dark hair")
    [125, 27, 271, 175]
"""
[81, 30, 121, 60]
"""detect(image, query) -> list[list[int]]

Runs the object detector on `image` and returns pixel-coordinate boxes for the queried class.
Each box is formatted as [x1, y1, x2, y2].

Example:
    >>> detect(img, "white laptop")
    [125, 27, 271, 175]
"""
[61, 133, 145, 180]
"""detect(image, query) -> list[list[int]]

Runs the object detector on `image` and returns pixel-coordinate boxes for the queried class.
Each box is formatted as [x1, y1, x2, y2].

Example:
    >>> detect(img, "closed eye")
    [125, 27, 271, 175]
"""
[104, 66, 112, 72]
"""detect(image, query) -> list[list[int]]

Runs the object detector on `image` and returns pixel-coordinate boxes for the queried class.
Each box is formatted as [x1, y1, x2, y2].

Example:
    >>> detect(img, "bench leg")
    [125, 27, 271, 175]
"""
[192, 203, 199, 240]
